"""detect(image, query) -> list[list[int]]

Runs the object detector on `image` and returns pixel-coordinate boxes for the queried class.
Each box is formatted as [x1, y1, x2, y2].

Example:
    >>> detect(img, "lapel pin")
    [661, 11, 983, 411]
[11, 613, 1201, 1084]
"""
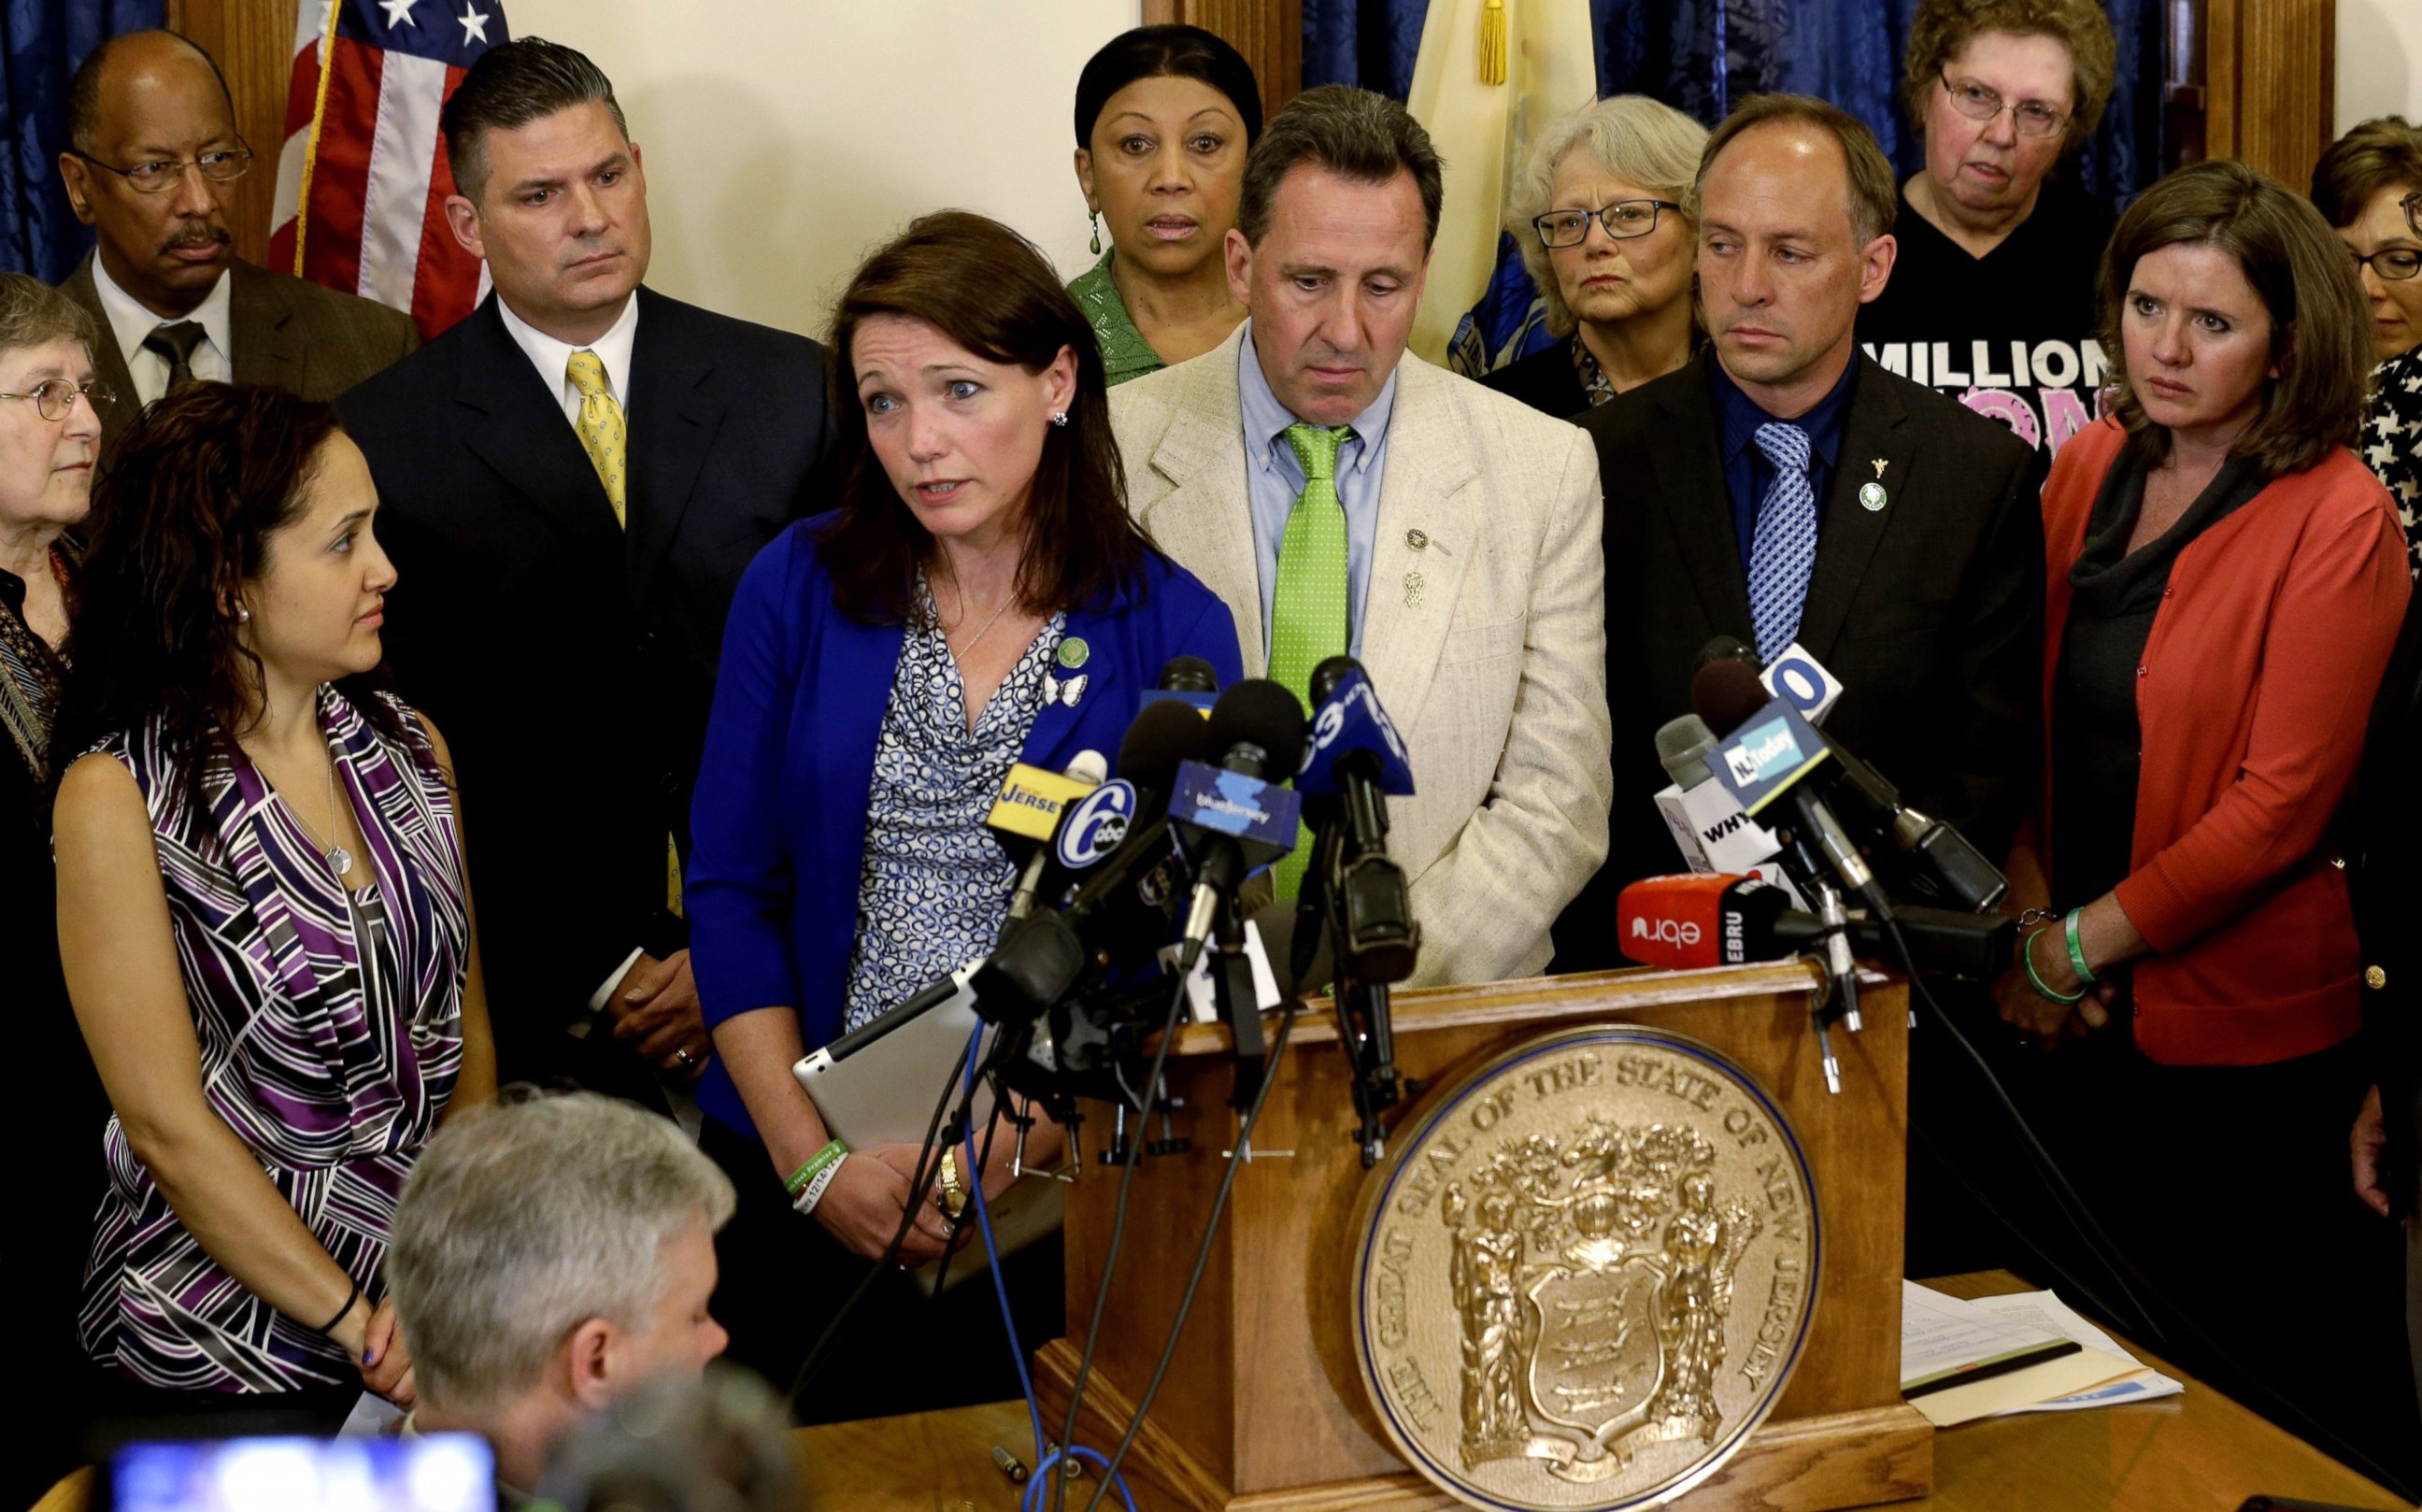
[1404, 570, 1426, 608]
[1056, 636, 1090, 670]
[1871, 458, 1888, 479]
[1859, 480, 1888, 512]
[1406, 527, 1429, 550]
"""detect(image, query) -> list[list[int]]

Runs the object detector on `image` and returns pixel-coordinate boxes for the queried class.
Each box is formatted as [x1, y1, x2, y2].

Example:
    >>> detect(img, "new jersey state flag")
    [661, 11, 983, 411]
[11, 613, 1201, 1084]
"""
[269, 0, 508, 341]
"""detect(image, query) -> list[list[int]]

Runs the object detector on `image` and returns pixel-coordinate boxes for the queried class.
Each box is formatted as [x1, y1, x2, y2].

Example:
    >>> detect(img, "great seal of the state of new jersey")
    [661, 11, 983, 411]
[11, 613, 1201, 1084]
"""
[1351, 1024, 1820, 1511]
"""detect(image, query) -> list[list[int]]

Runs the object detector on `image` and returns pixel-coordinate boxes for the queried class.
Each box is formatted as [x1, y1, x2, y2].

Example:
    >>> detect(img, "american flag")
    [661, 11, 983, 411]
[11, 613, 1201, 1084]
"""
[268, 0, 508, 341]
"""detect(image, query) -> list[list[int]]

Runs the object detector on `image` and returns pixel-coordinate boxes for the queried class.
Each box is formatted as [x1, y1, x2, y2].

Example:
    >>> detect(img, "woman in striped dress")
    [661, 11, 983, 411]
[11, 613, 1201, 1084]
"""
[50, 383, 495, 1430]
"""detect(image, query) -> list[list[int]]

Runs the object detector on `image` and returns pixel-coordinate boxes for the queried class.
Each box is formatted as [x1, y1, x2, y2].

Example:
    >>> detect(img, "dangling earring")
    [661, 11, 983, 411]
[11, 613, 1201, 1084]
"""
[1089, 209, 1102, 257]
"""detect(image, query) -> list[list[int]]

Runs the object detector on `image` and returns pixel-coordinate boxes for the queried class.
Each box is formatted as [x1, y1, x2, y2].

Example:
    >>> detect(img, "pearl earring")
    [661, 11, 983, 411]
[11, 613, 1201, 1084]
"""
[236, 606, 250, 623]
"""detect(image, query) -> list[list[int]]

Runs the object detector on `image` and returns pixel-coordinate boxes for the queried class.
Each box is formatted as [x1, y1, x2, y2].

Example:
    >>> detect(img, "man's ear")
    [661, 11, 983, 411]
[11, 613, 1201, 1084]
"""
[563, 1318, 617, 1411]
[1225, 226, 1253, 307]
[443, 194, 485, 260]
[59, 155, 97, 225]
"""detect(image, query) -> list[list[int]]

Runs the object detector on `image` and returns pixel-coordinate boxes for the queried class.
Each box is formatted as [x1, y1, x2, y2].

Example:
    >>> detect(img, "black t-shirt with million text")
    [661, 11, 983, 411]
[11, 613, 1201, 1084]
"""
[1858, 183, 2116, 457]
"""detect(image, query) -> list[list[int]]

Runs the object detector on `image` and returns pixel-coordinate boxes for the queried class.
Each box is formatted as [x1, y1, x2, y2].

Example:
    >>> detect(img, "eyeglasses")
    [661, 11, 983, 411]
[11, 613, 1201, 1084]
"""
[68, 143, 253, 195]
[2352, 246, 2422, 282]
[1938, 72, 2070, 140]
[1532, 200, 1684, 249]
[0, 378, 116, 421]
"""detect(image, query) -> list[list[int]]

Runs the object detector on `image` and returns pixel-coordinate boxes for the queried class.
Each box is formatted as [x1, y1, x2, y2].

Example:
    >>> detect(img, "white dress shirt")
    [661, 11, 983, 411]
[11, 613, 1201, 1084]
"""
[495, 292, 639, 421]
[89, 255, 233, 405]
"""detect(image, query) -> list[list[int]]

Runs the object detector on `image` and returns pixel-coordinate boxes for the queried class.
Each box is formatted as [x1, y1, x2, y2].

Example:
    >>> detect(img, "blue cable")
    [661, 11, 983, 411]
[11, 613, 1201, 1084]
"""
[961, 1025, 1137, 1512]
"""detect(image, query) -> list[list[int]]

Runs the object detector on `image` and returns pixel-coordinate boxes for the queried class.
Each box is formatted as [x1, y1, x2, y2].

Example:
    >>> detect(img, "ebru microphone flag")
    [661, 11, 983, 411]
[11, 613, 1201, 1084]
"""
[269, 0, 508, 342]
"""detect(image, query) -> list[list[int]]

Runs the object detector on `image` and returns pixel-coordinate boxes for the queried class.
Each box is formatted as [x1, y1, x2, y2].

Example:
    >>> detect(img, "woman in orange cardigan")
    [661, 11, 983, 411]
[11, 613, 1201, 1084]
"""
[1991, 160, 2411, 1450]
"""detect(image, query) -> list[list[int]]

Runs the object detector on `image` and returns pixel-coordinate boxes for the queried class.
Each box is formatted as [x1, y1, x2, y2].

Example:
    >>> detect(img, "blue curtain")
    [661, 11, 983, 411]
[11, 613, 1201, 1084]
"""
[3, 0, 165, 282]
[1307, 0, 2166, 369]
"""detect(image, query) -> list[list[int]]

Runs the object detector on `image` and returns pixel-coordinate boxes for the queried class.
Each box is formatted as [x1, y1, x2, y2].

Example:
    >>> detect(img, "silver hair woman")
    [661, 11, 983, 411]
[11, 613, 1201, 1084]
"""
[1, 268, 109, 1503]
[386, 1091, 736, 1491]
[1480, 95, 1707, 418]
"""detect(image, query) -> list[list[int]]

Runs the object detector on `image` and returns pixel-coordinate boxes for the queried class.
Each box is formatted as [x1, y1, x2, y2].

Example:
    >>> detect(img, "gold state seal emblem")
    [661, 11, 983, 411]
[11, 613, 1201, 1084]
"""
[1352, 1025, 1819, 1510]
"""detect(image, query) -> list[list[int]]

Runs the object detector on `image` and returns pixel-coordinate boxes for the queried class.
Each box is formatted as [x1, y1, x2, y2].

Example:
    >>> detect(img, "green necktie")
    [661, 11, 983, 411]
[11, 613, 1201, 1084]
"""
[1269, 421, 1353, 902]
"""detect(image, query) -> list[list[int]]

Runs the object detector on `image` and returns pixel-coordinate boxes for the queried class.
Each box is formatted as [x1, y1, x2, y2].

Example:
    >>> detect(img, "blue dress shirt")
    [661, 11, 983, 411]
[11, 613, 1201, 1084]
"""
[1237, 323, 1399, 655]
[1711, 355, 1861, 578]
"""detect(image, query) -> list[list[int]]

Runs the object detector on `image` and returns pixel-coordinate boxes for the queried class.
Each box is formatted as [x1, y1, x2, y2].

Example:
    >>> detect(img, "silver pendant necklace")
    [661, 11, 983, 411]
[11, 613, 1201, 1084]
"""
[319, 751, 353, 876]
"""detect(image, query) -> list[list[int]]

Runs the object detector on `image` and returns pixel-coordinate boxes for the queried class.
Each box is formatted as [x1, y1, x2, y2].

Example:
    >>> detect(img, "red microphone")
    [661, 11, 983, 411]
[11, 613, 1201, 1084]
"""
[1614, 873, 1790, 968]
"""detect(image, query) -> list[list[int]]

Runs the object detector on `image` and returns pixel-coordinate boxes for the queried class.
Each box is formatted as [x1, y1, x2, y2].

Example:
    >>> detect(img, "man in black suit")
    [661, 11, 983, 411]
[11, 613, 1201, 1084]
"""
[1561, 93, 2045, 960]
[338, 38, 830, 1102]
[56, 31, 417, 457]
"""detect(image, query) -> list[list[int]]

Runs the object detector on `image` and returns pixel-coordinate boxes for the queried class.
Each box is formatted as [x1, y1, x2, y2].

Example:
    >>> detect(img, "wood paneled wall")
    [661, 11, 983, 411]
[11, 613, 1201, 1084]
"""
[2202, 0, 2336, 191]
[167, 0, 300, 268]
[1142, 0, 1304, 115]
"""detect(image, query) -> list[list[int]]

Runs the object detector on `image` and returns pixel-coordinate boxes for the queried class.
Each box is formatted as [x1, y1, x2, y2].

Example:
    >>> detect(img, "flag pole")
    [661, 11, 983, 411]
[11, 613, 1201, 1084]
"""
[292, 0, 343, 276]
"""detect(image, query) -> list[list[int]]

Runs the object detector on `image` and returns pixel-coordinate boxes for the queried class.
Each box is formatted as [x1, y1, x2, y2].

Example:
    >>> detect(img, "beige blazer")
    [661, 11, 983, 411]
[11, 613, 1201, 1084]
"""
[60, 253, 419, 458]
[1110, 326, 1612, 985]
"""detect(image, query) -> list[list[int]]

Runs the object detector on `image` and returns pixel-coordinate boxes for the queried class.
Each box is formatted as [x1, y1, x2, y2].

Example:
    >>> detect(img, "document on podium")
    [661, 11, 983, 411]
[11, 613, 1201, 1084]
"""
[1970, 1289, 2184, 1414]
[1902, 1281, 2137, 1426]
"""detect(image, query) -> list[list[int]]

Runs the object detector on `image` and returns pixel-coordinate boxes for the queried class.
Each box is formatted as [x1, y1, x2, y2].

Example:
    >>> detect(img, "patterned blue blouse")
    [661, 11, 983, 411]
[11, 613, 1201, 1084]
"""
[841, 583, 1066, 1032]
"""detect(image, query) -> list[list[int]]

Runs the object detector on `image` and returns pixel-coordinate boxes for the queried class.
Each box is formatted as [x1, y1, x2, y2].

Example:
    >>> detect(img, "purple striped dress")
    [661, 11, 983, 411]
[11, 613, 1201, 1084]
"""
[78, 687, 471, 1393]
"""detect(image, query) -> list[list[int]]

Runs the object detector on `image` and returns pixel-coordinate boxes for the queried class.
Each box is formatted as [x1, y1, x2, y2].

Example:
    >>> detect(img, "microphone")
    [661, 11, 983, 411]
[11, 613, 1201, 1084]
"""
[1656, 715, 1721, 791]
[1294, 656, 1418, 984]
[1174, 680, 1307, 965]
[1691, 637, 2005, 911]
[1142, 652, 1221, 714]
[1615, 873, 2014, 978]
[1004, 750, 1107, 920]
[1692, 658, 1892, 922]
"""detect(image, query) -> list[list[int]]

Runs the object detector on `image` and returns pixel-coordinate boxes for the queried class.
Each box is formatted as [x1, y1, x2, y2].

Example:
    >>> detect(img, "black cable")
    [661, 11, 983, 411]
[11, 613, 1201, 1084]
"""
[786, 1029, 975, 1409]
[1079, 1002, 1301, 1512]
[1051, 969, 1194, 1512]
[1883, 920, 2413, 1495]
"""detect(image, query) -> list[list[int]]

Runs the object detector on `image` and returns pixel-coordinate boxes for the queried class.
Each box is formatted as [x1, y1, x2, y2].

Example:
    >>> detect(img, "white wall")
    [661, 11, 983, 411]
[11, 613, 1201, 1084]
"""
[506, 0, 1144, 336]
[2337, 0, 2422, 128]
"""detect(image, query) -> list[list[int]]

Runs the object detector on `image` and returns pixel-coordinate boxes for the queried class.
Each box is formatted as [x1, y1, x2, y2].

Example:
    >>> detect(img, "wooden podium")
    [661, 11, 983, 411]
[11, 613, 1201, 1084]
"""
[1033, 962, 1931, 1510]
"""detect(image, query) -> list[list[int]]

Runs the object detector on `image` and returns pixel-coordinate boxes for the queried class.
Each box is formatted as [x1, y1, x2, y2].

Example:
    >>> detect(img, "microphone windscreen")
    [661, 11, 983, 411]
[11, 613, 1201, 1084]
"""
[1117, 699, 1211, 802]
[1157, 655, 1220, 693]
[1205, 678, 1310, 779]
[1064, 749, 1109, 786]
[1654, 715, 1719, 792]
[1307, 654, 1361, 706]
[1694, 634, 1761, 675]
[1690, 658, 1773, 738]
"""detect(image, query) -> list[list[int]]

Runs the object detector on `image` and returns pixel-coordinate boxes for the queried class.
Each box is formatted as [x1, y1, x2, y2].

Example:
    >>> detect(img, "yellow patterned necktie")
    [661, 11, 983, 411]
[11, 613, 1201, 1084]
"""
[565, 349, 679, 915]
[566, 349, 628, 526]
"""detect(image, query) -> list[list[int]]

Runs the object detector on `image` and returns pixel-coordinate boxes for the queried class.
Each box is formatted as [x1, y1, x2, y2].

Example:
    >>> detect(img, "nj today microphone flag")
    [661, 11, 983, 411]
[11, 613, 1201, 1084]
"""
[269, 0, 509, 342]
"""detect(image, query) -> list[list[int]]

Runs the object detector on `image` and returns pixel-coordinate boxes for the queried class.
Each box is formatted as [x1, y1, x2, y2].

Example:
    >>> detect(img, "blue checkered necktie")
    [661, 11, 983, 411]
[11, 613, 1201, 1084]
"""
[1747, 422, 1818, 661]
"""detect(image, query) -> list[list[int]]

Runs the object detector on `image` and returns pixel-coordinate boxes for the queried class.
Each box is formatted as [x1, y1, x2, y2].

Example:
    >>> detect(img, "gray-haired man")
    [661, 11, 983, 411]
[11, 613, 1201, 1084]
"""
[386, 1092, 734, 1491]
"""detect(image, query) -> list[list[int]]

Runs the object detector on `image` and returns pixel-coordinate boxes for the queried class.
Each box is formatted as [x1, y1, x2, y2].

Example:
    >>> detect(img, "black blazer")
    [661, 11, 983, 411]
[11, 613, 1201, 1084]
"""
[336, 288, 832, 1081]
[1476, 335, 1590, 421]
[1558, 351, 2046, 969]
[2350, 600, 2422, 1217]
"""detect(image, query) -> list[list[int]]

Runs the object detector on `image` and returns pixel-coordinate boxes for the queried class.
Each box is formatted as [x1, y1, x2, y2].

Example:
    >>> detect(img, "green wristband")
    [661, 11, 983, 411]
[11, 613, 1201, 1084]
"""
[783, 1139, 849, 1198]
[2064, 909, 2097, 986]
[2023, 928, 2086, 1005]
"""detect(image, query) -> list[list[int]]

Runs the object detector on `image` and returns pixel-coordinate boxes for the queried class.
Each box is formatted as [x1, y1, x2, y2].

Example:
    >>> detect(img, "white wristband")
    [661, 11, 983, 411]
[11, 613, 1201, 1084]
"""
[791, 1151, 846, 1217]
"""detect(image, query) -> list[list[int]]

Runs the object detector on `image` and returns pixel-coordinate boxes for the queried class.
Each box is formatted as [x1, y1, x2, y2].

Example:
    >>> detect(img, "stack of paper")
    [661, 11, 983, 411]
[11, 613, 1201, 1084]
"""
[1901, 1281, 2179, 1426]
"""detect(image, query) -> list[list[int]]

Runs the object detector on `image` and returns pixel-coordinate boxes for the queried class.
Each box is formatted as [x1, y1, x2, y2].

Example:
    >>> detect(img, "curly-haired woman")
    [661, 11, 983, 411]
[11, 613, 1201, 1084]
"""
[52, 382, 494, 1432]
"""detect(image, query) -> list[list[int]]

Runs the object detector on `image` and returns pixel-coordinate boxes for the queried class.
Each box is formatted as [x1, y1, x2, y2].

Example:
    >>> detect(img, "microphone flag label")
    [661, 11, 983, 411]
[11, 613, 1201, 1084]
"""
[1704, 701, 1833, 817]
[986, 763, 1098, 843]
[1055, 779, 1138, 870]
[1296, 667, 1418, 797]
[1170, 761, 1303, 848]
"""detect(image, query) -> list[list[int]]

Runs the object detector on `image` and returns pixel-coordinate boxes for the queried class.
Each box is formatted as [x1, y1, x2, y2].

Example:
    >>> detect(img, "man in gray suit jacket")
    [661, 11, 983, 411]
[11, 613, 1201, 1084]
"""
[1109, 86, 1612, 987]
[54, 30, 416, 456]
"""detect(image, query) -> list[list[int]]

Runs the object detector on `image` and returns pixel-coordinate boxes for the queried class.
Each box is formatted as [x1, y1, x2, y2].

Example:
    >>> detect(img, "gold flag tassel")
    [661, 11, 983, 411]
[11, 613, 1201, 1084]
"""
[1478, 0, 1509, 84]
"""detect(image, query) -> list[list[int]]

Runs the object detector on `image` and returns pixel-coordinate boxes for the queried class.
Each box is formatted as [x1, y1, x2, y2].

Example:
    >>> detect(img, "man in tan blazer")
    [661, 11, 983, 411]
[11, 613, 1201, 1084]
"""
[55, 30, 416, 456]
[1109, 86, 1611, 987]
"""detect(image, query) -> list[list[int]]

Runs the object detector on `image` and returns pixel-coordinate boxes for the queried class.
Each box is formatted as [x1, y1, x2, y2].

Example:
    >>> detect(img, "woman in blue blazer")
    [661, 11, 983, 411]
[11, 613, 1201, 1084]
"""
[685, 212, 1241, 1415]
